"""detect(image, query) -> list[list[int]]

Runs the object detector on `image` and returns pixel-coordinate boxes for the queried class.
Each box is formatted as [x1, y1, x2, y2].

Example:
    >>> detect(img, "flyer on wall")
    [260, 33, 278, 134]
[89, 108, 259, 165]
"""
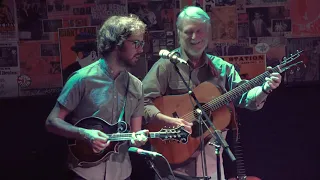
[0, 42, 20, 98]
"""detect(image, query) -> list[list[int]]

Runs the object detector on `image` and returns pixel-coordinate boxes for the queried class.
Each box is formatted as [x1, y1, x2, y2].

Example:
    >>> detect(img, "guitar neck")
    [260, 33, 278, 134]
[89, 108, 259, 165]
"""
[107, 132, 166, 141]
[209, 68, 278, 111]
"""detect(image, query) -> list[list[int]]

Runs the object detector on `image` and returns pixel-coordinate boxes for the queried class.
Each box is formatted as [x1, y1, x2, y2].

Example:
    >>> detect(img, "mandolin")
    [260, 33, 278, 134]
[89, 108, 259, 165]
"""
[68, 116, 190, 168]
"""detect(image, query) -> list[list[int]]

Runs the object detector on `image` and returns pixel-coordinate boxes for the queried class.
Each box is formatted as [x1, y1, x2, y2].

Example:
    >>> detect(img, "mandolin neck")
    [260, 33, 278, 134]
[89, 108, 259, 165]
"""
[107, 132, 168, 141]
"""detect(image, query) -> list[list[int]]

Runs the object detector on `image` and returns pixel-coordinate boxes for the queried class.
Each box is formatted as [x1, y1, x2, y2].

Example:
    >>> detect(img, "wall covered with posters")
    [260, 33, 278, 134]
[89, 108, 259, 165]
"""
[0, 0, 319, 98]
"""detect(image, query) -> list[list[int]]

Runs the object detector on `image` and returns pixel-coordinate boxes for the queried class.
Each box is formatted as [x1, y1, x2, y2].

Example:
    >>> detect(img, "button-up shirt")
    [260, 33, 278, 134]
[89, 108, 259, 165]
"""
[143, 48, 265, 178]
[58, 58, 144, 180]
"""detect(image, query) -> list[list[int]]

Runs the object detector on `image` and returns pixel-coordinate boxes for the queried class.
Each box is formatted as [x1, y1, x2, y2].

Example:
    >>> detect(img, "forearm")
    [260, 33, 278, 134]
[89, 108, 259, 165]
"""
[252, 85, 269, 104]
[155, 112, 176, 124]
[46, 118, 86, 140]
[244, 86, 269, 110]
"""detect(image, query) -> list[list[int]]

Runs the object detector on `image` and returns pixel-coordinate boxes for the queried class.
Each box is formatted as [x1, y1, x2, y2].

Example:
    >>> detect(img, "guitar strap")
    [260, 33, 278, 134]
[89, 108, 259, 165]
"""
[117, 73, 130, 132]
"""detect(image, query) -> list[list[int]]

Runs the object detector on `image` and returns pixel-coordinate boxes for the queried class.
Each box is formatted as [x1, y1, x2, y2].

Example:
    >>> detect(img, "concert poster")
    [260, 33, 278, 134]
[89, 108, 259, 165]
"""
[91, 0, 127, 27]
[246, 0, 288, 6]
[145, 30, 176, 70]
[250, 36, 286, 47]
[58, 26, 98, 84]
[42, 19, 63, 33]
[215, 0, 236, 6]
[128, 0, 175, 31]
[0, 43, 19, 98]
[289, 0, 320, 37]
[179, 0, 193, 9]
[203, 0, 215, 12]
[18, 41, 61, 96]
[253, 44, 286, 67]
[46, 0, 94, 17]
[238, 23, 250, 44]
[62, 16, 90, 28]
[284, 37, 320, 85]
[246, 6, 290, 38]
[221, 54, 266, 80]
[210, 6, 237, 44]
[237, 13, 250, 44]
[15, 0, 49, 41]
[236, 0, 246, 13]
[209, 44, 253, 57]
[0, 0, 18, 41]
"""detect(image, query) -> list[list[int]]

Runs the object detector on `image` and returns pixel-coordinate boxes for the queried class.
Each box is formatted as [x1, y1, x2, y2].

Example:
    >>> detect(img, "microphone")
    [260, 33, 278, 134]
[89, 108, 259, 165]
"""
[128, 147, 162, 157]
[159, 49, 188, 65]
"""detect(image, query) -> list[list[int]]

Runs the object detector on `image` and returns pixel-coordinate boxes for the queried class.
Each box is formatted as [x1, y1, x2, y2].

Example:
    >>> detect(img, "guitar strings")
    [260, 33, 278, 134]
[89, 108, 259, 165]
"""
[179, 72, 270, 122]
[173, 52, 297, 123]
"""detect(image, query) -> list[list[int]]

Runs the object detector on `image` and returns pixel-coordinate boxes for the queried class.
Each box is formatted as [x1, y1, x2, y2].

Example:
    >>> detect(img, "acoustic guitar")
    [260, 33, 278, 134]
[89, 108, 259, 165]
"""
[68, 116, 190, 168]
[228, 119, 261, 180]
[146, 50, 304, 165]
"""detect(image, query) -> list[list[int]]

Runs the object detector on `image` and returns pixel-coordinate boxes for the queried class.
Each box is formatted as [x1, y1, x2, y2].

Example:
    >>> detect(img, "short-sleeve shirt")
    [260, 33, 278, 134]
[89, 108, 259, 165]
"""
[58, 58, 144, 180]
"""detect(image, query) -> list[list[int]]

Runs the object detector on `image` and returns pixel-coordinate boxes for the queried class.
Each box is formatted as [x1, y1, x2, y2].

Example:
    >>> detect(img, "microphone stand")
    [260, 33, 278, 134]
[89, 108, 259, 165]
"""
[170, 59, 236, 180]
[209, 141, 222, 180]
[145, 156, 163, 180]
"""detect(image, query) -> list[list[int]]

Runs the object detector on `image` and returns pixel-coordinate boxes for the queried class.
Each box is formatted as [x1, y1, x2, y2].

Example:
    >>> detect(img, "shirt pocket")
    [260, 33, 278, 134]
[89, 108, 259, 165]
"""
[168, 80, 188, 95]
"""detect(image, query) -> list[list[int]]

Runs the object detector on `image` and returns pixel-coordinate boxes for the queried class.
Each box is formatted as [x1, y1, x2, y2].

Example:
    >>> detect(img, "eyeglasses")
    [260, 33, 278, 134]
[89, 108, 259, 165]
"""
[127, 40, 145, 49]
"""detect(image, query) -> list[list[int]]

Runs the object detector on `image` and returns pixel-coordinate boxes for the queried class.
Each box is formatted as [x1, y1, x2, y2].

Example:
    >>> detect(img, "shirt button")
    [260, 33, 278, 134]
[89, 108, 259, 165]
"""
[114, 96, 116, 98]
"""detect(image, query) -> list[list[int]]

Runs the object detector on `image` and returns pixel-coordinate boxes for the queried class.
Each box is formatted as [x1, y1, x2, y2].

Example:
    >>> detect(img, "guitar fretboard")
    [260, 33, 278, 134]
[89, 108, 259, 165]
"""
[107, 132, 175, 141]
[207, 70, 275, 111]
[182, 67, 280, 122]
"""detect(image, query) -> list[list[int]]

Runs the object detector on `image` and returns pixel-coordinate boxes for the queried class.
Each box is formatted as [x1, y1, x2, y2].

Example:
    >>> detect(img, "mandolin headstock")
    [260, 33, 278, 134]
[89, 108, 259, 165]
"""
[158, 126, 190, 144]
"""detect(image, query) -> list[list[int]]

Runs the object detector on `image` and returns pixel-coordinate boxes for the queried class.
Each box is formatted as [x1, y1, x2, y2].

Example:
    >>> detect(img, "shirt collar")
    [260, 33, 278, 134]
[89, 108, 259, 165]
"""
[99, 58, 128, 79]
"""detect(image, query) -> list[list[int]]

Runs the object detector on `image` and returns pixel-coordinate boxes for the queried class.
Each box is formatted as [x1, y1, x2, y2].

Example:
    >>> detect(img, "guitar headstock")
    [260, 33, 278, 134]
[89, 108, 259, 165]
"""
[278, 49, 306, 74]
[158, 126, 190, 144]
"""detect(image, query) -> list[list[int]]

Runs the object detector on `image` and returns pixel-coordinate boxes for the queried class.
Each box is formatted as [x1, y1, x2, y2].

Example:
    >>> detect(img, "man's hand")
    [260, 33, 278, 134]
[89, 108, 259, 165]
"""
[130, 129, 149, 147]
[263, 66, 282, 93]
[83, 129, 110, 153]
[174, 118, 193, 134]
[156, 113, 193, 133]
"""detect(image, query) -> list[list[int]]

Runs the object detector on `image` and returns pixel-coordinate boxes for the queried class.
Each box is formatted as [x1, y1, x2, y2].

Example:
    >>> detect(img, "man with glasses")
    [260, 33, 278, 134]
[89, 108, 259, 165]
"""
[143, 6, 281, 180]
[46, 15, 148, 180]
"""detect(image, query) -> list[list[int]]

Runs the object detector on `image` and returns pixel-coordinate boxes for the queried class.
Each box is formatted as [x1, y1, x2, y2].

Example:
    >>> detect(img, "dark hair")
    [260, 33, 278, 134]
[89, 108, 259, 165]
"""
[97, 14, 146, 57]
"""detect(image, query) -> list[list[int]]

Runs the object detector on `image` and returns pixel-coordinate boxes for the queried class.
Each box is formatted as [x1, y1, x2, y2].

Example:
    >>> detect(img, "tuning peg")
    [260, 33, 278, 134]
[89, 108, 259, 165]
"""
[297, 67, 300, 71]
[290, 70, 294, 74]
[282, 57, 287, 62]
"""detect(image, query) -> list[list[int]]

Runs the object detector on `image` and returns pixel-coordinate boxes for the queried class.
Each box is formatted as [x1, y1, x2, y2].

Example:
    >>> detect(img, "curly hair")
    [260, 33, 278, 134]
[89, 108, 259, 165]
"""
[97, 14, 146, 57]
